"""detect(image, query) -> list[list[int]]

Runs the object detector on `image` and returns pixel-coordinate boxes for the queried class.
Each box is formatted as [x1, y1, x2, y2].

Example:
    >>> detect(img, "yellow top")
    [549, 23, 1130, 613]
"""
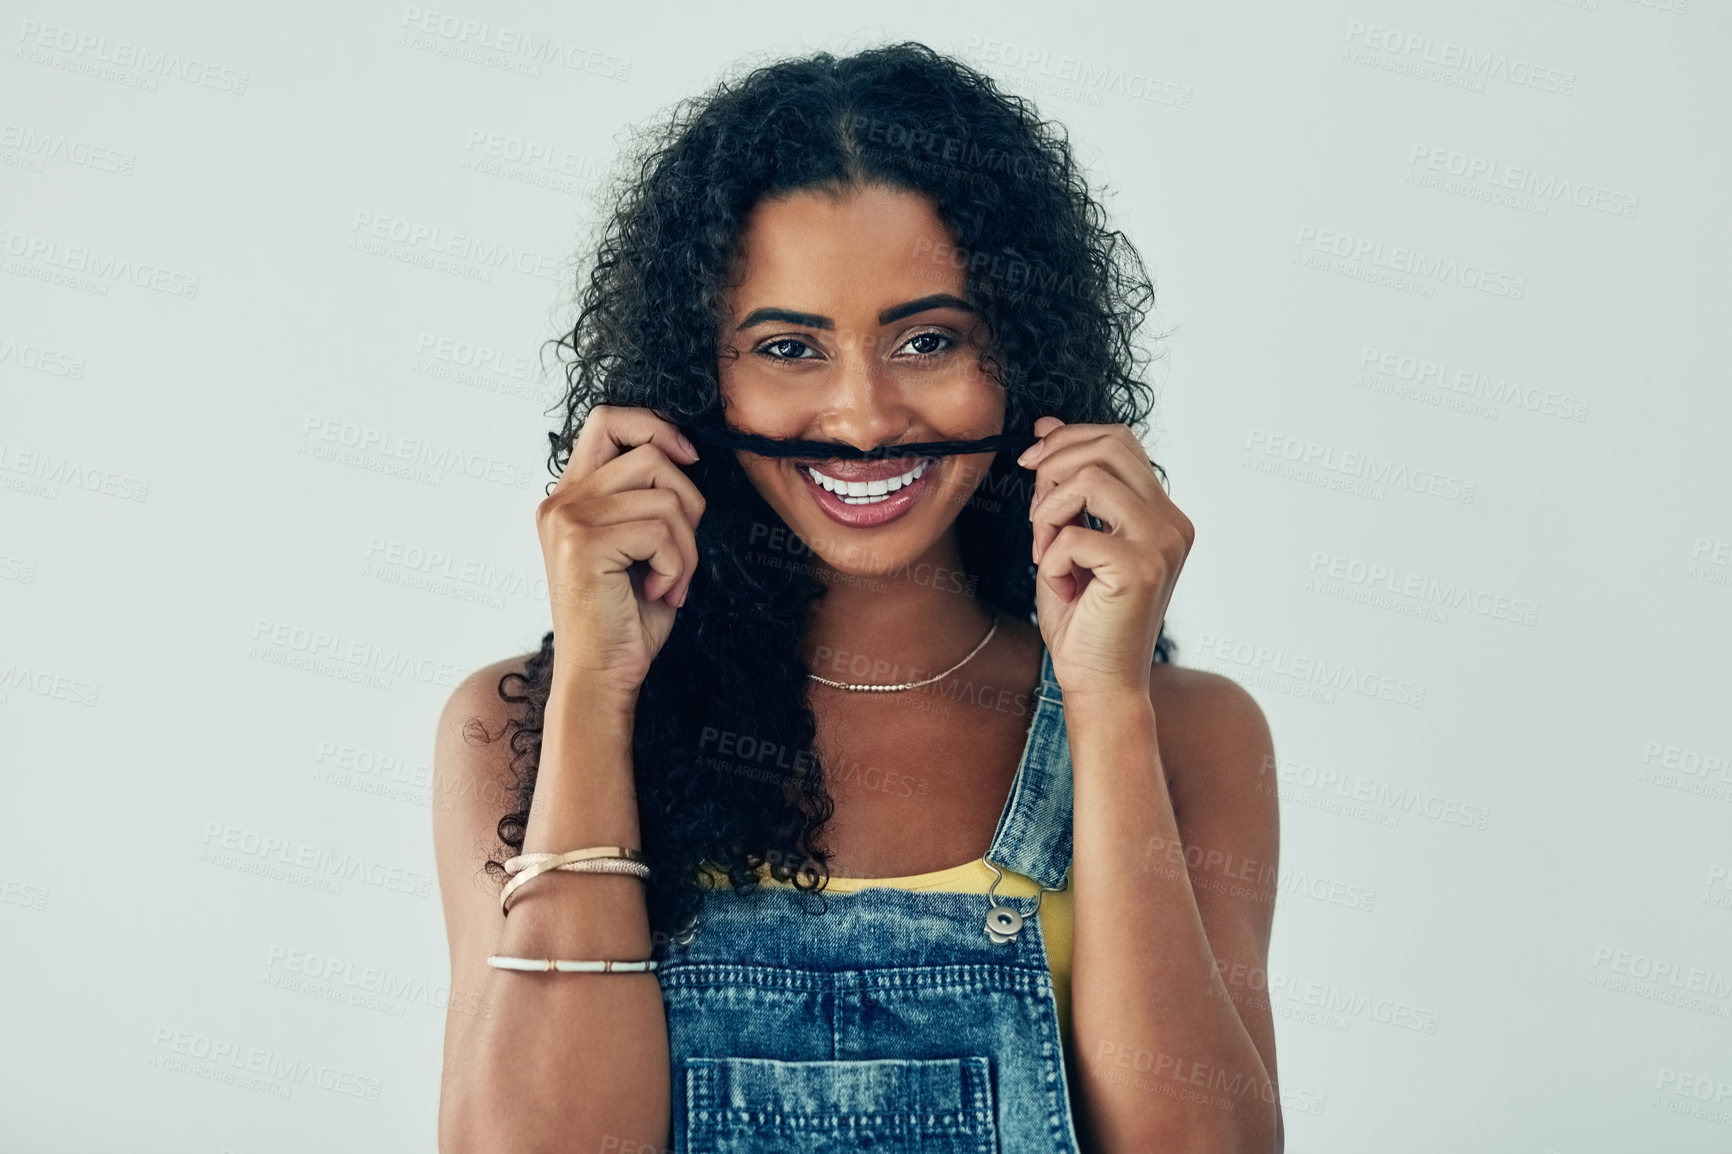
[714, 858, 1074, 1052]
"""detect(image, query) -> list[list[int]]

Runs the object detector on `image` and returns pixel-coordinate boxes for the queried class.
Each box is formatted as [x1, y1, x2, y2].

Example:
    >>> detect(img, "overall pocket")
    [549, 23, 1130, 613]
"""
[683, 1054, 998, 1154]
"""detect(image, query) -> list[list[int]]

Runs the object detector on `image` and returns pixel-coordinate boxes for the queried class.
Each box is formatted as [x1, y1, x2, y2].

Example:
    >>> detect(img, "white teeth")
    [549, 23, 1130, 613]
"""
[806, 459, 930, 504]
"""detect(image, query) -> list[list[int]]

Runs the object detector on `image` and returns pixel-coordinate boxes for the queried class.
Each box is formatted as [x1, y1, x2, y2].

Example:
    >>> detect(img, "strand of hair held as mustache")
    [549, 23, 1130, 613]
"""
[674, 420, 1170, 492]
[677, 422, 1041, 462]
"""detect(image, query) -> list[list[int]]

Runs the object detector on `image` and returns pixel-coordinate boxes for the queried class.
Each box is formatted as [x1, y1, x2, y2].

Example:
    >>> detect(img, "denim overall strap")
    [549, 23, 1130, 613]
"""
[982, 643, 1074, 892]
[655, 639, 1085, 1151]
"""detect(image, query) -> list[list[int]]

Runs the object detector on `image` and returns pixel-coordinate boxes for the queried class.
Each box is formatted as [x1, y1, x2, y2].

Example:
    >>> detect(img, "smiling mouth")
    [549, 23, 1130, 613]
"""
[795, 454, 940, 528]
[801, 457, 934, 503]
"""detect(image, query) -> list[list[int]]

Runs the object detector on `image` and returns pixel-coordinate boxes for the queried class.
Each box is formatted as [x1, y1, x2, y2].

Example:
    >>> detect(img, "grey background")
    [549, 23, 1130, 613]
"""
[2, 0, 1729, 1150]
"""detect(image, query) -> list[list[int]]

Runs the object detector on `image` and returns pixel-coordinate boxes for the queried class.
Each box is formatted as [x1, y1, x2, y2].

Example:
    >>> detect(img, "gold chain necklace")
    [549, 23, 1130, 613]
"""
[806, 613, 1000, 692]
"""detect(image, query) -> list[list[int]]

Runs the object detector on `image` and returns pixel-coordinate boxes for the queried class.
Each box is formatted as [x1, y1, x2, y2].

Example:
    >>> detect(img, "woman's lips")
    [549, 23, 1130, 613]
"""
[793, 455, 930, 482]
[798, 459, 937, 528]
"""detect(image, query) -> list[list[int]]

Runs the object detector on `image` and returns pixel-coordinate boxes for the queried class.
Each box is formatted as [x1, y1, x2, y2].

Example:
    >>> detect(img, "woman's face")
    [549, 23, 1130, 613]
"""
[716, 183, 1004, 578]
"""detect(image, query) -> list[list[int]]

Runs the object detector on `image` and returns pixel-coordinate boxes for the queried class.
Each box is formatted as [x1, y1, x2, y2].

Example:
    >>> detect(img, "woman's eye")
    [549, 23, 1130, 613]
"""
[756, 337, 822, 361]
[896, 330, 958, 359]
[754, 331, 956, 362]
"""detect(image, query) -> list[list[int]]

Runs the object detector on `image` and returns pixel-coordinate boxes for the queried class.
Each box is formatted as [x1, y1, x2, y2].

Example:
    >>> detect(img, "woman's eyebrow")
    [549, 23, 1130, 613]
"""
[878, 293, 975, 324]
[734, 294, 977, 332]
[736, 307, 831, 331]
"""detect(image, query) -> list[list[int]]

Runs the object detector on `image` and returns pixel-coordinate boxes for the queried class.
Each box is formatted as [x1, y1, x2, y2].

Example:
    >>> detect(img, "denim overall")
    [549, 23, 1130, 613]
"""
[653, 645, 1082, 1153]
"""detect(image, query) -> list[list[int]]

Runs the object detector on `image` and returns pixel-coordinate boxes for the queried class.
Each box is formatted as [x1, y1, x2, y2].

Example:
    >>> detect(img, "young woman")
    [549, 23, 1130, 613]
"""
[433, 42, 1282, 1154]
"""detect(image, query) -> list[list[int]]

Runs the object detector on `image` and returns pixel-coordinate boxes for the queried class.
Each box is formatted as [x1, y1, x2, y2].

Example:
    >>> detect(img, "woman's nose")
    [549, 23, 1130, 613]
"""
[817, 348, 912, 452]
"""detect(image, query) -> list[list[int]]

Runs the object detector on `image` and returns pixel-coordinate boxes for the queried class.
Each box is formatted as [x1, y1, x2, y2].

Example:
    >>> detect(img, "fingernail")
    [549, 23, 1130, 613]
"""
[678, 433, 699, 459]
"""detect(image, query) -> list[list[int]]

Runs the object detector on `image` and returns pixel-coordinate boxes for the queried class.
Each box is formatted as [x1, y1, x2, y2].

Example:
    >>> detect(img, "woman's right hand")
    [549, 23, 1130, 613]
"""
[535, 404, 706, 702]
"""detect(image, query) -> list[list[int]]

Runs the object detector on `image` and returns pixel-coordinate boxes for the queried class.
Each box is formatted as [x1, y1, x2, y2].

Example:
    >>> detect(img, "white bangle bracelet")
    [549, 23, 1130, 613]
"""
[486, 955, 660, 973]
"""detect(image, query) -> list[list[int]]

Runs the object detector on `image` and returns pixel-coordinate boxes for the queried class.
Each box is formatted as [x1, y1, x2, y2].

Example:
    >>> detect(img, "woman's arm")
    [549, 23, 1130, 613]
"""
[1017, 415, 1281, 1151]
[434, 658, 670, 1154]
[1065, 670, 1282, 1154]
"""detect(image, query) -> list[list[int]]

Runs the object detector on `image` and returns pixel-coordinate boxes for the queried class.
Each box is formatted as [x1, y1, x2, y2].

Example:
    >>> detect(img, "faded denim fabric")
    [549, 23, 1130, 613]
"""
[654, 645, 1081, 1153]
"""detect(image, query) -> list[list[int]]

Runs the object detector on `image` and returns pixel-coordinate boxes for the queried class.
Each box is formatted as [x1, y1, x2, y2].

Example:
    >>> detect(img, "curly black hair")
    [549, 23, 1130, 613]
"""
[478, 41, 1176, 945]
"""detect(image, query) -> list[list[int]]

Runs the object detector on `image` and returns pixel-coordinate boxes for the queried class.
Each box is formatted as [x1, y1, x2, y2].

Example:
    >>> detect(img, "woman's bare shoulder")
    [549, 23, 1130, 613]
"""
[1145, 662, 1276, 805]
[440, 652, 542, 731]
[431, 652, 541, 865]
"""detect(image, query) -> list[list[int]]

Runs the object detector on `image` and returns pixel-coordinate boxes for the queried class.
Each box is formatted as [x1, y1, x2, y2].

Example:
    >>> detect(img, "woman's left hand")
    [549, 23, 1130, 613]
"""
[1019, 415, 1193, 701]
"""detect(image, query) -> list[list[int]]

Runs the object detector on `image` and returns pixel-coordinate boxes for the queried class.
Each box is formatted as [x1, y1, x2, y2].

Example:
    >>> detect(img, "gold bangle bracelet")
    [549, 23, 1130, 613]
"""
[500, 848, 648, 917]
[504, 847, 645, 873]
[501, 859, 648, 916]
